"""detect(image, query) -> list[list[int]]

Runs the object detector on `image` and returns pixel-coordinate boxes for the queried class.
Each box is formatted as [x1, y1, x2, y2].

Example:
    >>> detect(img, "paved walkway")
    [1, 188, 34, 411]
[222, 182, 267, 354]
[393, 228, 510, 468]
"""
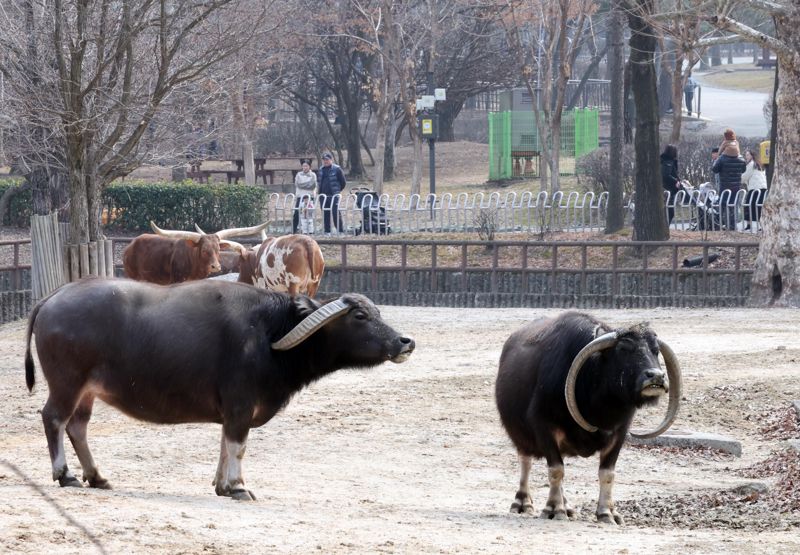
[694, 75, 770, 138]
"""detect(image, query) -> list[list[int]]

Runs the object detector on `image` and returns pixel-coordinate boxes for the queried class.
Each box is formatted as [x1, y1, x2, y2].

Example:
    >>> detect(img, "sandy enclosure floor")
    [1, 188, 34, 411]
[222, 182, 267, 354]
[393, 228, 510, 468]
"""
[1, 306, 799, 554]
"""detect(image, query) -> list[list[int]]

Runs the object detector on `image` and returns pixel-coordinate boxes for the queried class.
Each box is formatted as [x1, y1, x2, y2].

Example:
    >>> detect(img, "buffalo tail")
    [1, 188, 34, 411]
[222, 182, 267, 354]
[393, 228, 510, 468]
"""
[24, 300, 42, 391]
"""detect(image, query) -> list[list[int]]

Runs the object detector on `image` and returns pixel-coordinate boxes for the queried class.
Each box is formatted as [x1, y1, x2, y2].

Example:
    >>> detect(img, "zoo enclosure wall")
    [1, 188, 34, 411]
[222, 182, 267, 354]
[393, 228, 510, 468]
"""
[0, 238, 759, 324]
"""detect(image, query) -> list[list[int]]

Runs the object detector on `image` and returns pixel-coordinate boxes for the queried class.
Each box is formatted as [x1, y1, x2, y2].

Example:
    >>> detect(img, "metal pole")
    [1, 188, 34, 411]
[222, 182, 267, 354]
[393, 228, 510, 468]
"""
[427, 71, 436, 219]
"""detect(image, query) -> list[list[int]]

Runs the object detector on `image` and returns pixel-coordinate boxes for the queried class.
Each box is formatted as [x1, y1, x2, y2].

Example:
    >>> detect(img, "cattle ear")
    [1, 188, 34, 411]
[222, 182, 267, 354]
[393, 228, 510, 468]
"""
[293, 295, 322, 318]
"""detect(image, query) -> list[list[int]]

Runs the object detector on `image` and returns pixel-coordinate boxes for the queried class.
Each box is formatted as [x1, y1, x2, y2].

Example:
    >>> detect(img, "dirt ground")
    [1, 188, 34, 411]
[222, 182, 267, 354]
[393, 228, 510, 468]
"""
[1, 306, 799, 554]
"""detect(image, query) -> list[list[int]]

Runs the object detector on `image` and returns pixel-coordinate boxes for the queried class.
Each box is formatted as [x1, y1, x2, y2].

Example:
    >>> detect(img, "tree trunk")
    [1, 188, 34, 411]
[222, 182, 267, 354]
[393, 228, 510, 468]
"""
[384, 113, 397, 181]
[67, 134, 90, 244]
[669, 54, 687, 143]
[242, 137, 255, 187]
[436, 101, 462, 142]
[749, 26, 800, 306]
[628, 0, 668, 242]
[372, 91, 391, 195]
[550, 116, 562, 193]
[344, 99, 365, 178]
[657, 40, 674, 116]
[605, 2, 625, 234]
[710, 44, 722, 66]
[410, 131, 423, 196]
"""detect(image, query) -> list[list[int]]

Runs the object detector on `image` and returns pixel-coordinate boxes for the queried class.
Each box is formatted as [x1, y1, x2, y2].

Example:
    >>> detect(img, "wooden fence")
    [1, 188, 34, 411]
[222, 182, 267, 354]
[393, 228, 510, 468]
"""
[0, 236, 761, 324]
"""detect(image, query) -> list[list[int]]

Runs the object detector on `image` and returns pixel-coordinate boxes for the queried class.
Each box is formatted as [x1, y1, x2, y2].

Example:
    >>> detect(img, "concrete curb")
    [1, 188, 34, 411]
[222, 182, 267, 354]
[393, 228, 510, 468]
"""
[627, 430, 742, 457]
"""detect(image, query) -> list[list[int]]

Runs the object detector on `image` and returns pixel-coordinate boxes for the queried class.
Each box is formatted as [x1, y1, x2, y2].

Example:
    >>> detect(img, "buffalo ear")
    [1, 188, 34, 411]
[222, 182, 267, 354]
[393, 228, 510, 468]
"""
[293, 295, 322, 318]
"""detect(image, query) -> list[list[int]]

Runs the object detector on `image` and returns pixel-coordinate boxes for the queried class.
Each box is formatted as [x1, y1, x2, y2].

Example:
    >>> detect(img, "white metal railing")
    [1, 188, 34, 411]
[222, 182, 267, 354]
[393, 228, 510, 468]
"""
[265, 187, 766, 236]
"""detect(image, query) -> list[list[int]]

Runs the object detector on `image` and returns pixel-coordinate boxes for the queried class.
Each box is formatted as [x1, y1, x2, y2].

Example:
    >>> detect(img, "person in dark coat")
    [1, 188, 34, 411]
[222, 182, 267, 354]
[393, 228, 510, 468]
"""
[660, 144, 683, 225]
[317, 152, 347, 234]
[712, 135, 747, 230]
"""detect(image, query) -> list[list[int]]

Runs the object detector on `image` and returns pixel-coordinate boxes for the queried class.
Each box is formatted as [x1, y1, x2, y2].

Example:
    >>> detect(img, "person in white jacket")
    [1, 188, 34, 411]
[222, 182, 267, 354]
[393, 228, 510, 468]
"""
[293, 160, 317, 234]
[742, 149, 767, 230]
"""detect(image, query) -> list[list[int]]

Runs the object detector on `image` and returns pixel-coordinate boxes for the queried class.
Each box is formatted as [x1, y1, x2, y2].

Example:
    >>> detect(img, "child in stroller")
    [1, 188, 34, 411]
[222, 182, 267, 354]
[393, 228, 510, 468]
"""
[687, 182, 722, 231]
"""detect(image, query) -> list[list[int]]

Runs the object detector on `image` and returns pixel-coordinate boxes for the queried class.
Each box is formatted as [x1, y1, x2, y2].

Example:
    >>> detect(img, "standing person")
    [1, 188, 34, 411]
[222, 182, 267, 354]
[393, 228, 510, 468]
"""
[742, 149, 767, 230]
[710, 147, 720, 192]
[712, 130, 746, 230]
[292, 159, 317, 234]
[684, 73, 698, 116]
[660, 144, 683, 225]
[317, 152, 346, 234]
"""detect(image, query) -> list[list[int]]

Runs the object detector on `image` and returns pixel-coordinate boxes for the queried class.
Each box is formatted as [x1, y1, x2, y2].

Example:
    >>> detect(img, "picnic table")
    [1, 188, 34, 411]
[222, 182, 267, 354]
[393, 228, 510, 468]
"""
[186, 157, 318, 186]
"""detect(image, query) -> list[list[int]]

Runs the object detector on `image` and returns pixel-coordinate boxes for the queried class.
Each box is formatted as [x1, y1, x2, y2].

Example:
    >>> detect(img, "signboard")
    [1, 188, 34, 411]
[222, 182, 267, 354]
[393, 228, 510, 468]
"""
[760, 140, 771, 165]
[417, 95, 435, 110]
[434, 88, 446, 101]
[418, 113, 439, 139]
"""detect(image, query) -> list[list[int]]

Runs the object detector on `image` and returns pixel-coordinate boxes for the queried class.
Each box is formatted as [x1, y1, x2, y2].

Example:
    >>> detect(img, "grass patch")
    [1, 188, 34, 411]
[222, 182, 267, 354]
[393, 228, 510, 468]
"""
[700, 66, 774, 94]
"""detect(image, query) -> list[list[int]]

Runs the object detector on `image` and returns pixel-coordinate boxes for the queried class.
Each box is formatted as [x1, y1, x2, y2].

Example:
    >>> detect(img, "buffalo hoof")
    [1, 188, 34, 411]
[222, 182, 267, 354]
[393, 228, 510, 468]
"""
[510, 498, 535, 514]
[540, 507, 574, 521]
[87, 476, 112, 490]
[229, 488, 257, 502]
[58, 475, 83, 488]
[597, 511, 624, 525]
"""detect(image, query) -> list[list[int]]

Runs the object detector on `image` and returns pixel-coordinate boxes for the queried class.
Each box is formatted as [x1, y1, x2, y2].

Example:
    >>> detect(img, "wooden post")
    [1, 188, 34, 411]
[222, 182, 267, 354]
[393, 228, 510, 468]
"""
[98, 241, 106, 277]
[104, 240, 115, 277]
[88, 241, 99, 276]
[69, 244, 80, 282]
[79, 244, 89, 278]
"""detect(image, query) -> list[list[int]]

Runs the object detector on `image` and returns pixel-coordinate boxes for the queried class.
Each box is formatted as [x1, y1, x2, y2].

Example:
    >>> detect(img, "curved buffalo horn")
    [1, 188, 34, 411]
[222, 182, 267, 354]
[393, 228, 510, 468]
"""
[214, 221, 270, 240]
[629, 339, 682, 439]
[271, 299, 349, 351]
[219, 239, 248, 256]
[150, 221, 202, 242]
[564, 331, 619, 433]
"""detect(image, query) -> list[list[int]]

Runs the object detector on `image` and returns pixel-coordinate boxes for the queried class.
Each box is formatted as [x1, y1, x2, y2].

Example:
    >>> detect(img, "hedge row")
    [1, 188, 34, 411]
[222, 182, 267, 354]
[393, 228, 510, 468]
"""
[103, 181, 268, 232]
[0, 178, 268, 232]
[0, 178, 33, 227]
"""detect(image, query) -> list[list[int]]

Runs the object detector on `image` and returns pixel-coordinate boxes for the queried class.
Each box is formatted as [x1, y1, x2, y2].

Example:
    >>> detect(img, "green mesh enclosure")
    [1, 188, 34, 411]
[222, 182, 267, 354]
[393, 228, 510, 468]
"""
[488, 108, 599, 180]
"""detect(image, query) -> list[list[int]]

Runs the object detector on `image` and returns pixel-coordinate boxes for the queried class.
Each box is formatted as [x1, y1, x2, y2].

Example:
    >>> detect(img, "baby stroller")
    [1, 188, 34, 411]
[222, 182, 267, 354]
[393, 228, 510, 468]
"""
[298, 194, 315, 234]
[353, 188, 391, 235]
[688, 183, 722, 231]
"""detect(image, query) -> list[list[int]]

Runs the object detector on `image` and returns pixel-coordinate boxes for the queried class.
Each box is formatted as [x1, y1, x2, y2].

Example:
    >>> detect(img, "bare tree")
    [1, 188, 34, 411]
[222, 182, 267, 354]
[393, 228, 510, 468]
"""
[701, 0, 800, 306]
[605, 0, 626, 233]
[499, 0, 593, 193]
[0, 0, 265, 243]
[626, 0, 669, 241]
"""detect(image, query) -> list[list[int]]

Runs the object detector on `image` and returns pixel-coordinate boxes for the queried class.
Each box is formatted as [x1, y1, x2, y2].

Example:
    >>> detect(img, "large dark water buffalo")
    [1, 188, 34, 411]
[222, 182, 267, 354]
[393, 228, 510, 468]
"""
[25, 278, 414, 500]
[495, 312, 681, 524]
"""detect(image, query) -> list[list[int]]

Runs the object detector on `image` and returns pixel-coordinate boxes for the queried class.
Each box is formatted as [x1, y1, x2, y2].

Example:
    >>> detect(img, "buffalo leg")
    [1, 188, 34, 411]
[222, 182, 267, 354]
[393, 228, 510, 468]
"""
[66, 394, 110, 489]
[541, 463, 570, 520]
[510, 453, 535, 514]
[41, 395, 81, 487]
[596, 437, 625, 525]
[214, 426, 256, 501]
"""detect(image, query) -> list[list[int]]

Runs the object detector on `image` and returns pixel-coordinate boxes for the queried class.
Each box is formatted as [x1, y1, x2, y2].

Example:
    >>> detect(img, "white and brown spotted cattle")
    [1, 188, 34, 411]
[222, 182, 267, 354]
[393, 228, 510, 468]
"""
[237, 235, 324, 297]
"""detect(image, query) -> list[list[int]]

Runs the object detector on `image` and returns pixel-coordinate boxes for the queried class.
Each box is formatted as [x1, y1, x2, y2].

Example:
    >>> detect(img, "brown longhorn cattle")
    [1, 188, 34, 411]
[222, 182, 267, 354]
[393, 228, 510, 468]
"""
[237, 235, 325, 297]
[123, 221, 268, 285]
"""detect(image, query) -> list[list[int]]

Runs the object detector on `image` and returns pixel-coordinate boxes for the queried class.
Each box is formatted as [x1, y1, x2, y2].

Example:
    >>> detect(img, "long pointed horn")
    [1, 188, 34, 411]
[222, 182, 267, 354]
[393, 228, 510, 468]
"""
[219, 239, 248, 256]
[564, 332, 619, 433]
[629, 339, 682, 439]
[195, 224, 207, 234]
[271, 299, 349, 350]
[215, 221, 270, 240]
[150, 221, 202, 242]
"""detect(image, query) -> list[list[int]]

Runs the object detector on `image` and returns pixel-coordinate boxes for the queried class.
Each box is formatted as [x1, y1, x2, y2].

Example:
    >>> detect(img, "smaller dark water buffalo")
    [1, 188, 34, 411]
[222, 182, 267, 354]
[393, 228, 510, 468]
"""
[25, 278, 414, 500]
[495, 312, 681, 524]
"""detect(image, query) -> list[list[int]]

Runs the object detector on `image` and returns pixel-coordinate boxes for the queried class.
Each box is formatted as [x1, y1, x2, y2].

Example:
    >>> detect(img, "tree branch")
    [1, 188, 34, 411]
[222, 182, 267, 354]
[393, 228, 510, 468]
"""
[706, 15, 791, 59]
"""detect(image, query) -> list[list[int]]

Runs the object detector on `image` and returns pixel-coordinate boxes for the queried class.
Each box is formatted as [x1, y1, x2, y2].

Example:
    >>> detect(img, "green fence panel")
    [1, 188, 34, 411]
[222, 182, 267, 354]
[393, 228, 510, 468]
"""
[487, 109, 599, 179]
